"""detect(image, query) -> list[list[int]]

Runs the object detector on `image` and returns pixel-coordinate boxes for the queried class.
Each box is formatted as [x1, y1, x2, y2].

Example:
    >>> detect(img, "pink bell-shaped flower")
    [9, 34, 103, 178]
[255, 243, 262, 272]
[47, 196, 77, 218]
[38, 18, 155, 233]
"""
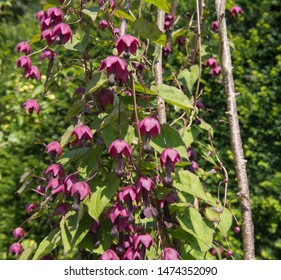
[23, 99, 40, 115]
[161, 247, 180, 260]
[44, 164, 65, 178]
[230, 6, 243, 17]
[9, 242, 23, 256]
[98, 19, 109, 29]
[26, 203, 36, 214]
[138, 117, 161, 152]
[211, 20, 219, 31]
[52, 23, 72, 44]
[16, 56, 32, 72]
[70, 125, 93, 147]
[206, 57, 217, 68]
[25, 65, 41, 81]
[16, 42, 30, 55]
[212, 65, 222, 76]
[160, 148, 181, 187]
[13, 227, 24, 239]
[123, 247, 141, 260]
[99, 56, 128, 86]
[115, 34, 140, 58]
[100, 249, 120, 260]
[70, 181, 91, 200]
[39, 49, 56, 61]
[45, 141, 62, 157]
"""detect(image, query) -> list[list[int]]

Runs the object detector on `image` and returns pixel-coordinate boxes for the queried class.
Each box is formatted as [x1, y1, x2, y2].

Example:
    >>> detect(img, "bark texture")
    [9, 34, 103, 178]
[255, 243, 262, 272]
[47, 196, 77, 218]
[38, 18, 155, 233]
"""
[215, 0, 255, 260]
[155, 9, 166, 124]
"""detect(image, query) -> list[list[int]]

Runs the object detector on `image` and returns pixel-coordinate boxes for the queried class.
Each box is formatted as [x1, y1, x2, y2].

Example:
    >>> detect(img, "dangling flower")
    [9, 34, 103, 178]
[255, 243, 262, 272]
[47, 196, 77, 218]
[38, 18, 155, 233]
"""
[211, 20, 219, 31]
[135, 177, 157, 219]
[118, 186, 137, 222]
[164, 14, 174, 31]
[163, 46, 172, 57]
[25, 65, 41, 81]
[26, 203, 36, 214]
[115, 34, 140, 59]
[108, 139, 132, 177]
[123, 247, 141, 260]
[46, 178, 65, 195]
[74, 86, 86, 95]
[41, 29, 55, 45]
[13, 227, 24, 239]
[64, 173, 79, 192]
[98, 89, 114, 111]
[54, 203, 71, 216]
[99, 56, 128, 86]
[229, 6, 243, 17]
[133, 233, 154, 260]
[70, 181, 91, 200]
[52, 23, 72, 44]
[39, 49, 56, 61]
[212, 66, 222, 76]
[23, 99, 40, 115]
[206, 58, 217, 68]
[98, 19, 109, 29]
[70, 125, 93, 147]
[9, 243, 23, 256]
[44, 164, 65, 178]
[135, 62, 144, 78]
[107, 202, 128, 224]
[138, 117, 161, 152]
[16, 56, 32, 72]
[45, 141, 62, 157]
[161, 247, 180, 260]
[100, 249, 120, 260]
[160, 148, 181, 187]
[16, 42, 30, 55]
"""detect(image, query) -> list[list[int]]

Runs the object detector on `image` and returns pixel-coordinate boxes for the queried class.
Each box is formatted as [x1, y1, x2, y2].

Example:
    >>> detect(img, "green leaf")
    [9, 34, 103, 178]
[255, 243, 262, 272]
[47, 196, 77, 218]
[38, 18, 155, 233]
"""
[64, 26, 90, 53]
[57, 147, 89, 165]
[217, 208, 233, 236]
[177, 207, 213, 252]
[29, 34, 41, 45]
[33, 228, 61, 259]
[65, 101, 85, 122]
[178, 65, 199, 94]
[82, 6, 99, 22]
[60, 125, 74, 148]
[86, 71, 107, 95]
[60, 218, 72, 255]
[87, 174, 120, 220]
[156, 84, 193, 110]
[114, 9, 135, 22]
[143, 0, 171, 13]
[19, 247, 34, 260]
[124, 125, 137, 145]
[198, 119, 214, 137]
[135, 82, 156, 95]
[133, 19, 166, 46]
[65, 205, 84, 239]
[151, 124, 188, 159]
[180, 126, 200, 147]
[174, 170, 208, 200]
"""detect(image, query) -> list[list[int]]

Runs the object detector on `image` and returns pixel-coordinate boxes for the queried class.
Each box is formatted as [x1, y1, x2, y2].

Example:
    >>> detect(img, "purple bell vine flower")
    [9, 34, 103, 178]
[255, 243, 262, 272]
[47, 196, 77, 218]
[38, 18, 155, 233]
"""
[115, 34, 140, 59]
[16, 42, 31, 55]
[9, 243, 23, 256]
[23, 99, 40, 115]
[13, 227, 24, 239]
[161, 247, 180, 260]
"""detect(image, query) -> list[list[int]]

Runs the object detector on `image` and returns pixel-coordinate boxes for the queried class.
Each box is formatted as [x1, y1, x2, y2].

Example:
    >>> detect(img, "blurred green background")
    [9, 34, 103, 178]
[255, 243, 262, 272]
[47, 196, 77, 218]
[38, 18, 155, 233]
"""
[0, 0, 280, 259]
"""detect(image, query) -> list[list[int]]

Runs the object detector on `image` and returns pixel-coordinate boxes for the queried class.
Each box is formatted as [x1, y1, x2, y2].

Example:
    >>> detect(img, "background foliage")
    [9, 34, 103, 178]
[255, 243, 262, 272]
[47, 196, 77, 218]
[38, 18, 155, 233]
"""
[0, 0, 280, 259]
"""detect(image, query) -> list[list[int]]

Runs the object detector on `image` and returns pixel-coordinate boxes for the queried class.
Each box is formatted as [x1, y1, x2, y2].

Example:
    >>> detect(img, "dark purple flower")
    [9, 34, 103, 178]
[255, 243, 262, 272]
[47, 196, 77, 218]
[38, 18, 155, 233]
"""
[226, 250, 233, 257]
[161, 247, 180, 260]
[187, 147, 197, 161]
[45, 141, 62, 157]
[138, 117, 161, 152]
[98, 89, 114, 111]
[98, 19, 109, 29]
[13, 227, 24, 239]
[107, 202, 128, 224]
[212, 66, 221, 76]
[99, 56, 128, 86]
[135, 176, 155, 194]
[70, 181, 91, 200]
[52, 23, 72, 44]
[54, 203, 71, 216]
[160, 148, 181, 187]
[44, 164, 65, 178]
[70, 125, 93, 147]
[135, 62, 144, 78]
[23, 99, 40, 115]
[211, 20, 219, 31]
[206, 58, 217, 68]
[26, 203, 36, 214]
[100, 249, 120, 260]
[230, 6, 243, 17]
[164, 14, 174, 31]
[39, 49, 56, 61]
[211, 247, 222, 256]
[118, 186, 137, 222]
[175, 36, 186, 47]
[116, 34, 140, 58]
[74, 86, 86, 95]
[163, 46, 172, 57]
[16, 42, 30, 55]
[123, 247, 141, 260]
[195, 100, 205, 110]
[9, 243, 23, 256]
[16, 56, 32, 72]
[46, 8, 63, 25]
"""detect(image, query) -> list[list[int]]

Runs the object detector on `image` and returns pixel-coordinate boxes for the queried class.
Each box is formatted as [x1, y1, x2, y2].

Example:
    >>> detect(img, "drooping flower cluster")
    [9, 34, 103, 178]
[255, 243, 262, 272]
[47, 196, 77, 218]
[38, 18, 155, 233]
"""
[205, 57, 222, 76]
